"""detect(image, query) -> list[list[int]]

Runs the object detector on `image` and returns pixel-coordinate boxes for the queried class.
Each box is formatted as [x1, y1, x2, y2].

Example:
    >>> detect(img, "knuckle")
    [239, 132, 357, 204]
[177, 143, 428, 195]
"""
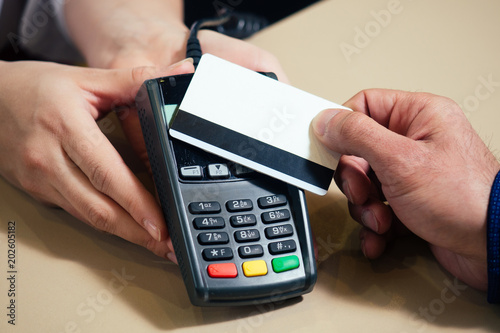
[86, 204, 115, 234]
[130, 66, 153, 86]
[119, 66, 155, 104]
[337, 111, 369, 140]
[21, 147, 46, 173]
[122, 193, 141, 217]
[143, 237, 159, 253]
[18, 149, 51, 194]
[250, 49, 284, 77]
[89, 162, 114, 193]
[142, 236, 167, 258]
[17, 175, 40, 196]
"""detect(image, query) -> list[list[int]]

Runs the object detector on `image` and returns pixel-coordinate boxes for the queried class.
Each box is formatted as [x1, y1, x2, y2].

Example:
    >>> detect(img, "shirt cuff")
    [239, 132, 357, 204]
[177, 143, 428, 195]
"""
[487, 170, 500, 303]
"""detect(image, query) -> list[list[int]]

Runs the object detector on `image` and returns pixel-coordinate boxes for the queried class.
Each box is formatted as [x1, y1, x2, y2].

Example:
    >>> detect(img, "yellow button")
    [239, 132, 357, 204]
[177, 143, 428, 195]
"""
[242, 260, 268, 277]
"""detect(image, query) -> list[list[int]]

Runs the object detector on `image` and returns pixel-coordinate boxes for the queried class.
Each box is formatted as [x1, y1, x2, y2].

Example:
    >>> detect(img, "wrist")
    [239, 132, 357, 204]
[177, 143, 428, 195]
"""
[64, 0, 187, 68]
[89, 20, 189, 69]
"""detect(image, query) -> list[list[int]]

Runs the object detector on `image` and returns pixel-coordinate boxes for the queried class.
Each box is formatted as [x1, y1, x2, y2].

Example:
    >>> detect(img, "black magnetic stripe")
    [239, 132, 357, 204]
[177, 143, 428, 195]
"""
[171, 110, 334, 191]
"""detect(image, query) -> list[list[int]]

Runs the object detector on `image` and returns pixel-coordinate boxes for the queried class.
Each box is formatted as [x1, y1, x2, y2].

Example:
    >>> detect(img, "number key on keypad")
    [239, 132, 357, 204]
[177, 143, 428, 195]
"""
[193, 217, 225, 229]
[261, 209, 290, 224]
[265, 224, 294, 239]
[226, 199, 253, 212]
[258, 194, 287, 208]
[189, 201, 221, 214]
[238, 245, 264, 258]
[198, 232, 229, 245]
[230, 214, 257, 227]
[234, 229, 260, 243]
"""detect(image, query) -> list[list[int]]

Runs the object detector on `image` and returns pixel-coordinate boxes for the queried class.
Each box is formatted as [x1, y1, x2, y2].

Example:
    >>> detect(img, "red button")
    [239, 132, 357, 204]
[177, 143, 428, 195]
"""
[207, 263, 238, 278]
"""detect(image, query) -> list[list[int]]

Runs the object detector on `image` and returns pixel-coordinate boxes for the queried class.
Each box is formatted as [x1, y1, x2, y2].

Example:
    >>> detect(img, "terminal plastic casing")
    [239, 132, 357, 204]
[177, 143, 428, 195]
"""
[136, 74, 317, 306]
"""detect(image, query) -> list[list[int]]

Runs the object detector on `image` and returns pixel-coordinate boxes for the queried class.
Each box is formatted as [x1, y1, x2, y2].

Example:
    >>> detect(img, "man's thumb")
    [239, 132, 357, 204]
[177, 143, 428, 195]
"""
[312, 109, 413, 170]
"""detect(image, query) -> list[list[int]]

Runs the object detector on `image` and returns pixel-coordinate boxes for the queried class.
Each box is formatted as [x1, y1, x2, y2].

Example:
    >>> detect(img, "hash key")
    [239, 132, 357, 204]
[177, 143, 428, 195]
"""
[269, 240, 296, 254]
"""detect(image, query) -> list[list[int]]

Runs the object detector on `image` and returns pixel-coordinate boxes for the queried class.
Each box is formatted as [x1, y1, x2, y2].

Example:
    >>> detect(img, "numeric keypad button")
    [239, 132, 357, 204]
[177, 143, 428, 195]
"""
[261, 209, 290, 224]
[234, 229, 260, 243]
[193, 217, 225, 229]
[264, 224, 294, 239]
[226, 199, 253, 212]
[189, 201, 221, 214]
[198, 232, 229, 245]
[258, 195, 287, 208]
[238, 245, 264, 259]
[230, 214, 257, 227]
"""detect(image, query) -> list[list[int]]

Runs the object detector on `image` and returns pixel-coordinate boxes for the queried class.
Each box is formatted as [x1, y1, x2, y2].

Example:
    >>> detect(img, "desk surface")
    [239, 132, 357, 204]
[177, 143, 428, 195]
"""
[2, 1, 500, 332]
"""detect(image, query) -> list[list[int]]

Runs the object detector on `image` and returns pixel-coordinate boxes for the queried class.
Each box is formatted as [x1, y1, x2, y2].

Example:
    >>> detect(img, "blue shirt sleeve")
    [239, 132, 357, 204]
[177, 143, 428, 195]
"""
[487, 170, 500, 303]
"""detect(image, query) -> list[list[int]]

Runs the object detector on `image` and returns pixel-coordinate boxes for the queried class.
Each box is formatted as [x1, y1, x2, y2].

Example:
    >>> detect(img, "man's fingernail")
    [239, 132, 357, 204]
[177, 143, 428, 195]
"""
[359, 231, 367, 257]
[312, 109, 341, 136]
[361, 238, 367, 257]
[361, 210, 379, 233]
[144, 219, 161, 242]
[342, 180, 353, 203]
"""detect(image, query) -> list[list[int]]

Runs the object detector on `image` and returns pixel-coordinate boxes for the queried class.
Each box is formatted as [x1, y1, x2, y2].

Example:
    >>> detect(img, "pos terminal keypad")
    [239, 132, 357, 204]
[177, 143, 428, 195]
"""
[181, 159, 302, 280]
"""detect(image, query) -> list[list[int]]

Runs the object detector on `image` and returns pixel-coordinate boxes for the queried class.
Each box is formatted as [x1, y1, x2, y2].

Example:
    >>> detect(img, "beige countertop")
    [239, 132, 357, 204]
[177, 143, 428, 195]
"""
[1, 0, 500, 332]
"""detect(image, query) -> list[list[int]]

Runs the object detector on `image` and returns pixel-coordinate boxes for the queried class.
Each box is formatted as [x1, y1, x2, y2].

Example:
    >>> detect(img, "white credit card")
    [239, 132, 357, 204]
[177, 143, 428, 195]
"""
[169, 54, 349, 195]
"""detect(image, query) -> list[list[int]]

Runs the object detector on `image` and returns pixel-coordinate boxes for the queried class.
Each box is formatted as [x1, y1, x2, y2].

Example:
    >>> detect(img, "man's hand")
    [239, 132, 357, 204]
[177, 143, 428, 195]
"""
[312, 89, 500, 290]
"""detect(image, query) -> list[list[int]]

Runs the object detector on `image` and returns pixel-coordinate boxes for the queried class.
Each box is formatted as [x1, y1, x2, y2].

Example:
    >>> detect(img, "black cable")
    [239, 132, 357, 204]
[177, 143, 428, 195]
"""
[186, 13, 231, 69]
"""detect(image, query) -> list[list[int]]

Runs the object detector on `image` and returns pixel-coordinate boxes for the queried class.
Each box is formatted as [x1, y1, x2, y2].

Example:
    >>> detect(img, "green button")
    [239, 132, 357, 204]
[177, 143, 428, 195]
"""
[272, 255, 300, 273]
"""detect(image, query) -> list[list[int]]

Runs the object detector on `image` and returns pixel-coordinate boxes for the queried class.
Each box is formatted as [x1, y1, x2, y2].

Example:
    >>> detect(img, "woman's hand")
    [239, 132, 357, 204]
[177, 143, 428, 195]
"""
[0, 59, 193, 260]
